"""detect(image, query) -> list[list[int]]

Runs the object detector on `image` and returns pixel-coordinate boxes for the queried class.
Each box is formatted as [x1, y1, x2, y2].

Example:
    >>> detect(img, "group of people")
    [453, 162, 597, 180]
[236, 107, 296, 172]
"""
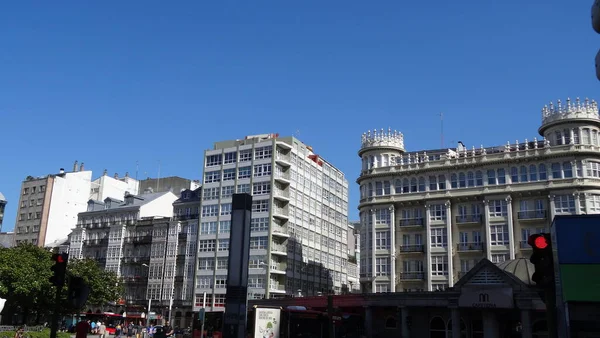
[74, 319, 174, 338]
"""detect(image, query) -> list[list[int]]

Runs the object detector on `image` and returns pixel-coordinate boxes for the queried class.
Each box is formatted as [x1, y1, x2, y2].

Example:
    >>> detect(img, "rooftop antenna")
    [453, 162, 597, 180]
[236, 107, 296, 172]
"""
[156, 160, 161, 191]
[440, 112, 444, 148]
[294, 129, 300, 138]
[135, 161, 139, 181]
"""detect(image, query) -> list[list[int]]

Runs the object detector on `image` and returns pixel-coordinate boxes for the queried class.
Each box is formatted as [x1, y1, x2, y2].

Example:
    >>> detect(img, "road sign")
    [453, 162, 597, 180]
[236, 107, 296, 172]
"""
[552, 215, 600, 264]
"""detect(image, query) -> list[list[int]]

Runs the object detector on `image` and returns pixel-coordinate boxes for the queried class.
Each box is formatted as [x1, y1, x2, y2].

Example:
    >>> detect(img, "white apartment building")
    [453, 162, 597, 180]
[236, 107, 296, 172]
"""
[195, 133, 349, 311]
[14, 162, 143, 247]
[357, 97, 600, 293]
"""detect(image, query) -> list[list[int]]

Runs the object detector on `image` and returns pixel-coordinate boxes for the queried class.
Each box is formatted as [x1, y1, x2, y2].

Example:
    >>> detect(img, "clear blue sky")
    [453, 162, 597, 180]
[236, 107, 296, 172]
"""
[0, 1, 597, 232]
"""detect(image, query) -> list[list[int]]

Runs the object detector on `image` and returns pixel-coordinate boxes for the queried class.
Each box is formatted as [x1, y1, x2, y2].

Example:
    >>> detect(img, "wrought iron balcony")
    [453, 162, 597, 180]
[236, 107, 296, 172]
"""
[398, 218, 424, 227]
[456, 242, 484, 252]
[455, 214, 482, 224]
[517, 210, 547, 220]
[399, 245, 425, 253]
[399, 272, 425, 280]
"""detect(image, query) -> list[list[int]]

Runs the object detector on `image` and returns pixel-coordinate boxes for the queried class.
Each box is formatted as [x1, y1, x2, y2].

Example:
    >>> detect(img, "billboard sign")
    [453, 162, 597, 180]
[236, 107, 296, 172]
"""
[253, 307, 281, 338]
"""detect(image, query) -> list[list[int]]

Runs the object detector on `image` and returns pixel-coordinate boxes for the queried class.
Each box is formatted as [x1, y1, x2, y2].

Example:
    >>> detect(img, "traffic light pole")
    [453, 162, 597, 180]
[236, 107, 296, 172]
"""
[545, 285, 558, 338]
[49, 284, 63, 338]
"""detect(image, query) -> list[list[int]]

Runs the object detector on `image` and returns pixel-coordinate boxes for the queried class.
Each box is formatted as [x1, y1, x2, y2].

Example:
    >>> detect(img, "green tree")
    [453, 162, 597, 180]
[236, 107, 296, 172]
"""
[0, 243, 54, 323]
[67, 258, 123, 308]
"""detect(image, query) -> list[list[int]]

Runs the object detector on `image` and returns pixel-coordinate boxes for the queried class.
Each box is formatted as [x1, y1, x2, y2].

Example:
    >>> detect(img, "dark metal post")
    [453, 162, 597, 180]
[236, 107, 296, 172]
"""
[223, 194, 252, 338]
[49, 284, 63, 338]
[327, 295, 335, 338]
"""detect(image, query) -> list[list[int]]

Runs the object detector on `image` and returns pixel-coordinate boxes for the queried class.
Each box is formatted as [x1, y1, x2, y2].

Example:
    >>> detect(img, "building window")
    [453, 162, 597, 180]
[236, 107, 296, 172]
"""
[220, 203, 232, 216]
[252, 182, 271, 195]
[224, 152, 237, 164]
[219, 221, 231, 234]
[429, 204, 446, 221]
[491, 254, 509, 264]
[239, 149, 252, 162]
[206, 154, 222, 167]
[253, 163, 272, 177]
[218, 239, 229, 251]
[252, 200, 269, 213]
[223, 168, 236, 181]
[375, 208, 390, 225]
[554, 195, 575, 214]
[430, 228, 447, 248]
[238, 166, 251, 179]
[254, 146, 273, 160]
[200, 222, 217, 235]
[489, 200, 507, 217]
[199, 240, 216, 252]
[198, 258, 215, 270]
[201, 204, 219, 217]
[375, 283, 390, 293]
[251, 217, 269, 232]
[490, 225, 509, 245]
[375, 257, 390, 276]
[375, 231, 390, 250]
[203, 187, 220, 200]
[431, 256, 448, 276]
[250, 236, 268, 249]
[204, 171, 221, 184]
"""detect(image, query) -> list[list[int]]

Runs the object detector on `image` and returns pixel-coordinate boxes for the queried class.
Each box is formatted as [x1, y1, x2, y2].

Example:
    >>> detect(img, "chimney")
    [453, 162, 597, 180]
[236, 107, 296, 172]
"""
[80, 163, 85, 171]
[103, 169, 108, 176]
[59, 168, 65, 174]
[114, 173, 119, 179]
[125, 172, 129, 178]
[73, 161, 78, 172]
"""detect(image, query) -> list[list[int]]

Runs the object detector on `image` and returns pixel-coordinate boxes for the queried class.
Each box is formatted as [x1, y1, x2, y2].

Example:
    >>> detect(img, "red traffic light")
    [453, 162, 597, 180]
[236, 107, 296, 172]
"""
[57, 255, 64, 263]
[534, 236, 548, 249]
[528, 233, 551, 250]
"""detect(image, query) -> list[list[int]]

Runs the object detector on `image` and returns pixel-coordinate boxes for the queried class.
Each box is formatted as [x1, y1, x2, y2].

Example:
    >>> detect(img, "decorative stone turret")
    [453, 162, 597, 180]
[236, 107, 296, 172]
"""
[539, 97, 600, 135]
[359, 128, 405, 156]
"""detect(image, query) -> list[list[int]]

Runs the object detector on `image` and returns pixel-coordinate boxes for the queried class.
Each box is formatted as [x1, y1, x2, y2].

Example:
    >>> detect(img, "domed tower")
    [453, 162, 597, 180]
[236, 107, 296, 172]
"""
[538, 97, 600, 146]
[357, 128, 405, 293]
[358, 128, 405, 200]
[359, 128, 406, 170]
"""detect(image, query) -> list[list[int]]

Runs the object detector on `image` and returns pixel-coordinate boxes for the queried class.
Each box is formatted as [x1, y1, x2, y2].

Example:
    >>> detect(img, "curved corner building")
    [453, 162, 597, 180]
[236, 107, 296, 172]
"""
[357, 98, 600, 293]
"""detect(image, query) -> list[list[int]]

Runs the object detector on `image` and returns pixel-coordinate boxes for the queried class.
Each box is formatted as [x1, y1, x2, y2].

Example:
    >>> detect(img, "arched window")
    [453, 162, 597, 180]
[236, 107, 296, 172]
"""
[438, 175, 447, 189]
[376, 182, 383, 196]
[520, 165, 528, 182]
[467, 171, 474, 187]
[573, 128, 580, 144]
[395, 180, 402, 194]
[564, 129, 571, 145]
[529, 164, 538, 181]
[385, 317, 397, 329]
[402, 179, 409, 193]
[418, 177, 426, 192]
[429, 317, 446, 338]
[458, 173, 466, 188]
[410, 178, 418, 192]
[583, 128, 591, 144]
[563, 162, 573, 178]
[362, 158, 368, 171]
[475, 171, 483, 186]
[555, 130, 563, 145]
[510, 167, 519, 183]
[370, 155, 376, 169]
[539, 164, 547, 180]
[383, 181, 391, 195]
[429, 175, 438, 191]
[447, 318, 468, 338]
[451, 174, 458, 188]
[368, 183, 373, 197]
[382, 154, 388, 167]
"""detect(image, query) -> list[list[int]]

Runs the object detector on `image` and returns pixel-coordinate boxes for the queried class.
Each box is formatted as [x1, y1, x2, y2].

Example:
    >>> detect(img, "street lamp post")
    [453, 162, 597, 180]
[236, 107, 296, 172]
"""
[142, 264, 151, 320]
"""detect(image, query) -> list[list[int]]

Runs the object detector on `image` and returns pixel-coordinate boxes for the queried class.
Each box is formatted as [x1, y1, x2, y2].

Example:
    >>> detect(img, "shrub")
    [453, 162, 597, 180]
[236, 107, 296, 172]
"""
[0, 329, 70, 338]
